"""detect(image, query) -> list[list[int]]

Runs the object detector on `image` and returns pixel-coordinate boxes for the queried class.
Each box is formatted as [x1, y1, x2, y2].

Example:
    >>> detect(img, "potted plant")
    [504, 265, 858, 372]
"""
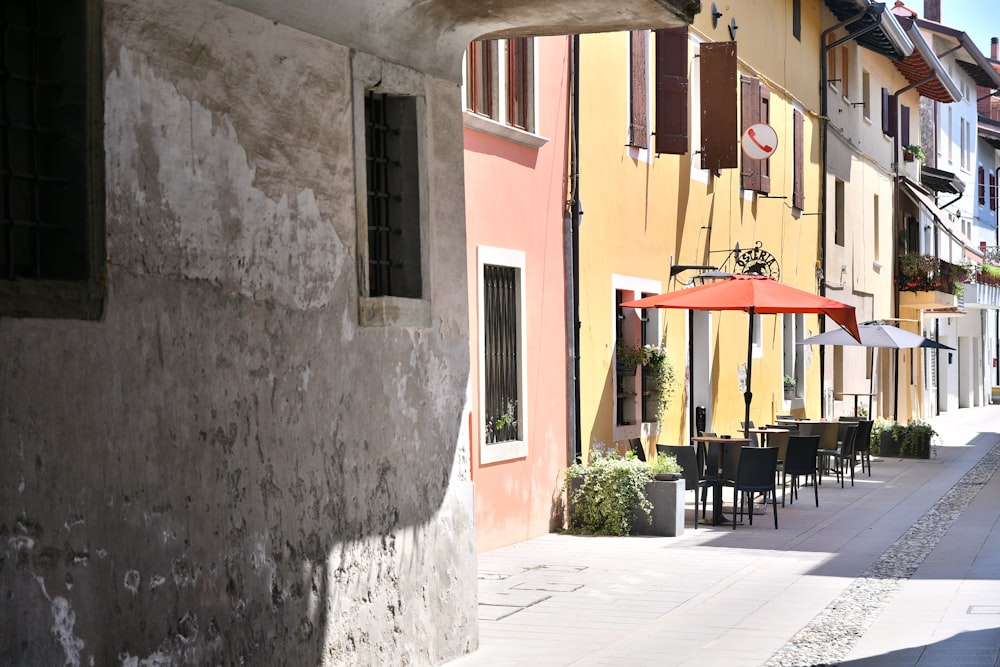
[903, 144, 926, 163]
[783, 375, 796, 399]
[644, 346, 678, 422]
[564, 450, 653, 536]
[616, 340, 649, 374]
[639, 452, 686, 537]
[871, 418, 935, 459]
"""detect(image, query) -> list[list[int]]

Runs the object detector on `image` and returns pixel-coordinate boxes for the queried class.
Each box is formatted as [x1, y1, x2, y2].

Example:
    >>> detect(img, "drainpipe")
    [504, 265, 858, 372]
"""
[820, 8, 867, 418]
[568, 34, 583, 464]
[996, 166, 999, 387]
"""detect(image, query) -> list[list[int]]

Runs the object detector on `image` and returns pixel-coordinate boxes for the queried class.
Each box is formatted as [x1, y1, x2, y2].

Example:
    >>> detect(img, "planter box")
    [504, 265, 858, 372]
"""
[632, 479, 685, 537]
[878, 431, 931, 459]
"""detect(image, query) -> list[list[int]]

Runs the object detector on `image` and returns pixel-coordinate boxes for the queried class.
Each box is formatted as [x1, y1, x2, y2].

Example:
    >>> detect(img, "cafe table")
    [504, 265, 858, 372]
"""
[690, 435, 750, 525]
[747, 426, 789, 449]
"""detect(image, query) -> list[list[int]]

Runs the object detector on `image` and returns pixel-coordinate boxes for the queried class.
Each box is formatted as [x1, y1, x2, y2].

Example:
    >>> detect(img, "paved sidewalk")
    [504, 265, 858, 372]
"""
[446, 406, 1000, 667]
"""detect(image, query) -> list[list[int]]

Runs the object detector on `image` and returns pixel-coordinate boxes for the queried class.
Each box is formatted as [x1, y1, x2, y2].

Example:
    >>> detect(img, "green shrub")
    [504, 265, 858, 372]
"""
[648, 452, 682, 476]
[565, 451, 652, 536]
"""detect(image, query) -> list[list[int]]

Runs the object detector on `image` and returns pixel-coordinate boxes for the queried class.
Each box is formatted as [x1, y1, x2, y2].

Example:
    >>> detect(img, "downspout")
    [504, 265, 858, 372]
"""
[996, 166, 999, 387]
[820, 8, 868, 418]
[568, 34, 583, 464]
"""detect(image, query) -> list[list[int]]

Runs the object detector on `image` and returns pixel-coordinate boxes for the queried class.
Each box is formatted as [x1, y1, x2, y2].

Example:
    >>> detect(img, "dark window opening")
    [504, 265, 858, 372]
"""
[365, 91, 421, 299]
[484, 264, 520, 444]
[0, 0, 104, 319]
[792, 0, 801, 41]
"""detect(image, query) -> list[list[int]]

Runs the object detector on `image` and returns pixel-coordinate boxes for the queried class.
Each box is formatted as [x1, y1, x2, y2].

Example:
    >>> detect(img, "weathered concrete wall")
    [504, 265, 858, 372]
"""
[0, 0, 476, 664]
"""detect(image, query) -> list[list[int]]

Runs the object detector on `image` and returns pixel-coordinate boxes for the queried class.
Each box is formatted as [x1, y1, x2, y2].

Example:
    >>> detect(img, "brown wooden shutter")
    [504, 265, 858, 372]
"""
[900, 105, 910, 147]
[629, 31, 648, 149]
[979, 166, 986, 205]
[793, 109, 804, 210]
[881, 88, 891, 135]
[654, 27, 688, 155]
[740, 74, 760, 190]
[758, 84, 771, 193]
[699, 41, 737, 169]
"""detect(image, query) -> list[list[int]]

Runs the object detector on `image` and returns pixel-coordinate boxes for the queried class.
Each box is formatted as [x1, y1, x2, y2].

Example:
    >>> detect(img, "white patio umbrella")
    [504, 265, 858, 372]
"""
[800, 320, 954, 419]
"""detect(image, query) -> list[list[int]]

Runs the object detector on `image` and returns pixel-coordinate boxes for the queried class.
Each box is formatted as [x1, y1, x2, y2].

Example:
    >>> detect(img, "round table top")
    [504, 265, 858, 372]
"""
[690, 435, 751, 444]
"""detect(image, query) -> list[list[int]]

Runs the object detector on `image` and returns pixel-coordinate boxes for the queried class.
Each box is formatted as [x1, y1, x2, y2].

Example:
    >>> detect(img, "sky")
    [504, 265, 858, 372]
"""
[908, 0, 1000, 58]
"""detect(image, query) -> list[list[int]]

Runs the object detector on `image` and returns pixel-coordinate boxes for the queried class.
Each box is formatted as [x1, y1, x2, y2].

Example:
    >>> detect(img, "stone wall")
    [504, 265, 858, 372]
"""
[0, 0, 476, 664]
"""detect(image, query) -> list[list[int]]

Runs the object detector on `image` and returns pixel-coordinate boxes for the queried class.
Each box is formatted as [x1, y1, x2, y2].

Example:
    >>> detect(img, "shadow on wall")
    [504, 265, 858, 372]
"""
[0, 285, 472, 665]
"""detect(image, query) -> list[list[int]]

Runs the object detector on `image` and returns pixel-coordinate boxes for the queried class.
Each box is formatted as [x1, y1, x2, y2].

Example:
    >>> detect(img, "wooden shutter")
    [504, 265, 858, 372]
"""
[881, 88, 891, 135]
[758, 85, 771, 193]
[629, 31, 648, 149]
[990, 172, 997, 211]
[793, 109, 804, 210]
[654, 27, 688, 155]
[699, 40, 737, 169]
[979, 166, 986, 205]
[900, 105, 910, 147]
[740, 75, 761, 191]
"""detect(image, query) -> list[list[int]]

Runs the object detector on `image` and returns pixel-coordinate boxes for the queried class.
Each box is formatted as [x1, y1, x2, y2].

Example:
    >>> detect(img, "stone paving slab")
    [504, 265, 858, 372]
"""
[445, 406, 1000, 667]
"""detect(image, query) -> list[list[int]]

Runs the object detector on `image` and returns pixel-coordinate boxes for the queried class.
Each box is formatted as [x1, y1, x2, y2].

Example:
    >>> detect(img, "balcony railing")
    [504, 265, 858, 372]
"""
[895, 254, 970, 296]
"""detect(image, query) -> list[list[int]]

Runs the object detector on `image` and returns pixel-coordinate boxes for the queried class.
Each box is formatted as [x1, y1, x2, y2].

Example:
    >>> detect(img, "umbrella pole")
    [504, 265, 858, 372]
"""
[744, 308, 754, 439]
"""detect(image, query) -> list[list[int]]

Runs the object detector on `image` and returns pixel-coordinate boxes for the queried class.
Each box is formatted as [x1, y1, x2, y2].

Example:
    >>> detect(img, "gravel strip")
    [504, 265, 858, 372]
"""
[764, 442, 1000, 667]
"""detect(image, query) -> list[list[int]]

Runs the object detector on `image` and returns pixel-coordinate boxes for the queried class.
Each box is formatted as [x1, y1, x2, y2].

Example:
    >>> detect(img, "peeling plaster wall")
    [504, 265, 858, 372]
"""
[0, 0, 476, 664]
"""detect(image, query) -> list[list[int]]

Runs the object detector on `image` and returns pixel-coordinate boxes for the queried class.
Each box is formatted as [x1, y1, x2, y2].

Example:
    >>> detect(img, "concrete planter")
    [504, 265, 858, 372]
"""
[632, 479, 685, 537]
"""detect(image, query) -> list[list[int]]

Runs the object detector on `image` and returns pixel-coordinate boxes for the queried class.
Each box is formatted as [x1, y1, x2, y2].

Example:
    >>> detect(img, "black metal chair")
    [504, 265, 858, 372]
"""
[658, 444, 712, 529]
[853, 419, 874, 476]
[781, 434, 820, 506]
[732, 446, 779, 529]
[629, 437, 646, 462]
[822, 424, 859, 488]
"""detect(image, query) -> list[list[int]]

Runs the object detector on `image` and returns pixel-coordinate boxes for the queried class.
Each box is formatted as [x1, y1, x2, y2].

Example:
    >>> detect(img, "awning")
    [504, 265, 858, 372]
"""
[920, 165, 965, 195]
[900, 178, 949, 223]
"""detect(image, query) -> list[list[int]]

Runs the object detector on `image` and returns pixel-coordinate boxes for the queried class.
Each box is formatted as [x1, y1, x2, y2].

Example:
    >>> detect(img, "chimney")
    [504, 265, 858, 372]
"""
[924, 0, 941, 21]
[993, 37, 998, 61]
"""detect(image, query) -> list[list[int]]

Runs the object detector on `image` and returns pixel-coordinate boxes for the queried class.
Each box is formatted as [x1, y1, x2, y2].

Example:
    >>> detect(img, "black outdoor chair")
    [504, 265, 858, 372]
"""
[821, 424, 858, 488]
[781, 434, 820, 507]
[659, 444, 712, 529]
[853, 419, 874, 476]
[732, 446, 779, 529]
[629, 437, 646, 462]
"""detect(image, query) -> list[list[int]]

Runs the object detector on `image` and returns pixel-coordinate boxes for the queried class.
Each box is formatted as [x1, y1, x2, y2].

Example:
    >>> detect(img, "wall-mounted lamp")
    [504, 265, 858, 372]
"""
[669, 264, 717, 278]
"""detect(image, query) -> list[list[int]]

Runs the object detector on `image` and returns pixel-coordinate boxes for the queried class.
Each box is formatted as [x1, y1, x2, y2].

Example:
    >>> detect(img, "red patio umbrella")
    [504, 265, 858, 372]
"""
[620, 275, 861, 437]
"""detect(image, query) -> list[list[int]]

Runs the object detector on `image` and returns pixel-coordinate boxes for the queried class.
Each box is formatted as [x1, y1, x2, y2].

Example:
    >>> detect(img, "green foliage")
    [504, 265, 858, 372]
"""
[565, 451, 653, 536]
[870, 417, 937, 457]
[903, 144, 926, 162]
[616, 340, 649, 371]
[645, 346, 678, 422]
[648, 452, 682, 476]
[783, 375, 796, 387]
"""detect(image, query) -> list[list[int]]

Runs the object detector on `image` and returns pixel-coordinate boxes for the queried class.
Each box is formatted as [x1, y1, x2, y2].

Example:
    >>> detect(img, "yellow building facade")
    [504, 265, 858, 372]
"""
[576, 0, 829, 459]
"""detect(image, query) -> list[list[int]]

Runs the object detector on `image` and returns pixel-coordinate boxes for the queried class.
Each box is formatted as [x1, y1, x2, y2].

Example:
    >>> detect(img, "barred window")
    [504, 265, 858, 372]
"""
[364, 91, 421, 299]
[484, 263, 520, 445]
[0, 0, 104, 319]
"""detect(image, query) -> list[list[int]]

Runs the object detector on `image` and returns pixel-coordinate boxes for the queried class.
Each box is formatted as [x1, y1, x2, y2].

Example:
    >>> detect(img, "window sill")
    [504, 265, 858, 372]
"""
[463, 112, 549, 148]
[481, 438, 527, 464]
[359, 296, 431, 328]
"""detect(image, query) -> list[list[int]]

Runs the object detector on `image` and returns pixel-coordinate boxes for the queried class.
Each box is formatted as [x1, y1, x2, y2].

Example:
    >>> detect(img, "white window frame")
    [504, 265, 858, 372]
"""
[612, 274, 663, 440]
[462, 38, 546, 148]
[478, 246, 529, 464]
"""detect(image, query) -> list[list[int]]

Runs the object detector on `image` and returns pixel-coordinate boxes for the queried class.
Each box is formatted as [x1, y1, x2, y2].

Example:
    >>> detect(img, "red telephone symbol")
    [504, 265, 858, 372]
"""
[747, 128, 773, 154]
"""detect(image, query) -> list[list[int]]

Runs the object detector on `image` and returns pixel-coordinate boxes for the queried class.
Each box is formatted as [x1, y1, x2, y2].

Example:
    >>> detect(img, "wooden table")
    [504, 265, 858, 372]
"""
[748, 427, 789, 449]
[691, 435, 750, 525]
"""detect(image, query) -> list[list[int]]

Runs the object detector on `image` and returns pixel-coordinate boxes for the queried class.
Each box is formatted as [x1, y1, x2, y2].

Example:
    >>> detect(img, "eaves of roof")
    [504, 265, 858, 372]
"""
[823, 0, 913, 60]
[914, 17, 1000, 90]
[979, 116, 1000, 149]
[892, 15, 961, 102]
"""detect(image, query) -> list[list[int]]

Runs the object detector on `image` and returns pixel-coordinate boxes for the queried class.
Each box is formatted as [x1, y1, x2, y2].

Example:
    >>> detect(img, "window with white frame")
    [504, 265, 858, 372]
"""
[464, 38, 537, 138]
[862, 70, 871, 120]
[782, 314, 805, 400]
[612, 277, 662, 430]
[478, 246, 527, 464]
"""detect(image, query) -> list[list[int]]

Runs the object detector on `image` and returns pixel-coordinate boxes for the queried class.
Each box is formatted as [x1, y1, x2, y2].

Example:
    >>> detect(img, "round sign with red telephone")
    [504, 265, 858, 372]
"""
[741, 123, 778, 160]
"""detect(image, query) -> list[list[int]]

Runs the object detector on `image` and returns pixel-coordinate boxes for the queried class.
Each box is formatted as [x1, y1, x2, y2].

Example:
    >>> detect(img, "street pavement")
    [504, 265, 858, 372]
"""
[445, 405, 1000, 666]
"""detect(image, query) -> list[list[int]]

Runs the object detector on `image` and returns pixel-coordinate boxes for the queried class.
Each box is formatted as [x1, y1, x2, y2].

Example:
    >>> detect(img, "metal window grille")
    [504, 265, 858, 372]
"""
[484, 264, 519, 444]
[364, 91, 421, 299]
[640, 300, 656, 422]
[1, 0, 87, 280]
[615, 291, 628, 425]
